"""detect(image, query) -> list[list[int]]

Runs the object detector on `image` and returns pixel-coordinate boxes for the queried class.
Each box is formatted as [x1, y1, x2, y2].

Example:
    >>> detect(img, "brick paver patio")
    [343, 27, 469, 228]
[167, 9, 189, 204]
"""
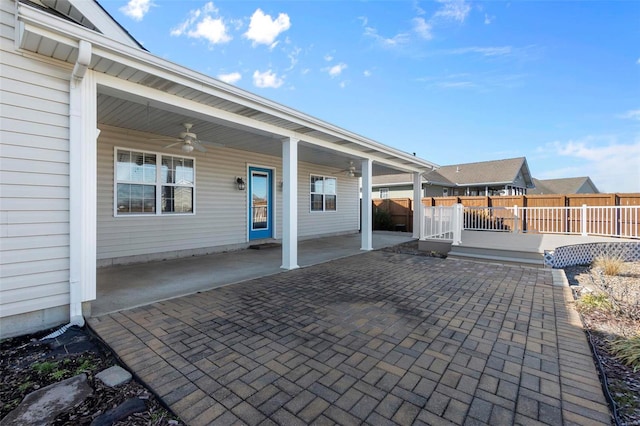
[88, 251, 611, 425]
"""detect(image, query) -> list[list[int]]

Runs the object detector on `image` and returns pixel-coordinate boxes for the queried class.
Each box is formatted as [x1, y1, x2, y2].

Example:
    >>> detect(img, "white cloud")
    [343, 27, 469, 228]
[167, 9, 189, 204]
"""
[120, 0, 152, 21]
[326, 63, 347, 78]
[364, 26, 410, 48]
[621, 109, 640, 121]
[437, 81, 475, 89]
[286, 47, 302, 71]
[171, 2, 231, 45]
[218, 72, 241, 84]
[542, 136, 640, 193]
[253, 69, 284, 88]
[412, 17, 433, 40]
[484, 13, 494, 24]
[324, 54, 334, 62]
[446, 46, 512, 56]
[433, 0, 471, 23]
[364, 70, 372, 77]
[244, 9, 291, 48]
[339, 81, 348, 89]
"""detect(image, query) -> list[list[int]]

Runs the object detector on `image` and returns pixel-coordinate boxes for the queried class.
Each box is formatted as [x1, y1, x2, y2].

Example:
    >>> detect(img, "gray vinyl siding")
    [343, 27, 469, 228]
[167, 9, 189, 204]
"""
[0, 1, 72, 319]
[97, 126, 360, 262]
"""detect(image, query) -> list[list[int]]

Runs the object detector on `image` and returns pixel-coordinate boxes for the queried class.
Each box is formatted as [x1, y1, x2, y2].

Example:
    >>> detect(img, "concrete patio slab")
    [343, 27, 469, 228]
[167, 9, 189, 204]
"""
[94, 232, 415, 316]
[89, 250, 611, 425]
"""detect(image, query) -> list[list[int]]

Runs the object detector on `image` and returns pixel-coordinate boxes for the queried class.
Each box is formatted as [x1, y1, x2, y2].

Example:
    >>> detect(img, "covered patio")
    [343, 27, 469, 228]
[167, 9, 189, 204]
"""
[93, 232, 415, 316]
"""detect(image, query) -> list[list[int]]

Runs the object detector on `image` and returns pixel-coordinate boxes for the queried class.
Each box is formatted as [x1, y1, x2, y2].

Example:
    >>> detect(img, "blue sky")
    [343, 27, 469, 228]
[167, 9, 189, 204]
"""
[100, 0, 639, 193]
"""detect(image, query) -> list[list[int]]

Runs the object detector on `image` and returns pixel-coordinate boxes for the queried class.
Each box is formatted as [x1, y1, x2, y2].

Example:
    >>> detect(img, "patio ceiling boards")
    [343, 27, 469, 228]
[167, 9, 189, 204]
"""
[16, 0, 439, 176]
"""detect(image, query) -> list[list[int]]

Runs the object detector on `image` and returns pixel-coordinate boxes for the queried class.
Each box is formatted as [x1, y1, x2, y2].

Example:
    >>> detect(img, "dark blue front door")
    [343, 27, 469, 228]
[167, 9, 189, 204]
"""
[248, 167, 273, 240]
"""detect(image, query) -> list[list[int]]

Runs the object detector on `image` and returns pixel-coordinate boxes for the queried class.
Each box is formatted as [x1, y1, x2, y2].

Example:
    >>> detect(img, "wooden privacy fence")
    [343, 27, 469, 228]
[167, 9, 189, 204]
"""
[372, 193, 640, 234]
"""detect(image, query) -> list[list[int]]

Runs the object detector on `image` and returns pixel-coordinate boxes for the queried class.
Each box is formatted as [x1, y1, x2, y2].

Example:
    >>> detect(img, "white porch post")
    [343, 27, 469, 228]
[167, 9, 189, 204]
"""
[69, 41, 96, 326]
[281, 137, 299, 270]
[361, 158, 373, 251]
[412, 172, 423, 239]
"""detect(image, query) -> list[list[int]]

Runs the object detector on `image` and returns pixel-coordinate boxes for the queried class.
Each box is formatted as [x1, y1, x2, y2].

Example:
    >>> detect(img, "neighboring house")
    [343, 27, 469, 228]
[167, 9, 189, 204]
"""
[529, 177, 599, 194]
[0, 0, 438, 338]
[372, 157, 534, 198]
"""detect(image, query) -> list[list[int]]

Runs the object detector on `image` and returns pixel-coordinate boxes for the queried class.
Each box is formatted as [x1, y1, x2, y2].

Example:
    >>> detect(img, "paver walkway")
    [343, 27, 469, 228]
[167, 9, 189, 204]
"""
[88, 251, 611, 425]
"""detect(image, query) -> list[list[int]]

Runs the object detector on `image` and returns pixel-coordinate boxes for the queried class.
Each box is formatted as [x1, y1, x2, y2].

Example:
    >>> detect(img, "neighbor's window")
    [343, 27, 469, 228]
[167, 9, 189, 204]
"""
[379, 188, 389, 199]
[310, 175, 337, 211]
[115, 148, 195, 216]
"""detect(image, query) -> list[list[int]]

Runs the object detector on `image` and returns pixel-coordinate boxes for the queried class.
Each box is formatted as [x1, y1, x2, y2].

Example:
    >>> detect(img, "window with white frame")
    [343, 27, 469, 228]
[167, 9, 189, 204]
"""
[115, 148, 195, 215]
[310, 175, 337, 211]
[379, 187, 389, 199]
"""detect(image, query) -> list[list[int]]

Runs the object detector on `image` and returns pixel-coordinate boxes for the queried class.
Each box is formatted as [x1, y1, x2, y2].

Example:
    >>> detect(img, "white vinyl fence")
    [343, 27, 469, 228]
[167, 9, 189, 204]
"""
[422, 205, 462, 244]
[423, 204, 639, 241]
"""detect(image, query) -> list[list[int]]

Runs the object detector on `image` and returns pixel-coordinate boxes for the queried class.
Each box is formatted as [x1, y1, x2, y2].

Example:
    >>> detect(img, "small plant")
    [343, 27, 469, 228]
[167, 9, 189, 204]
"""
[609, 335, 640, 372]
[49, 369, 70, 381]
[576, 292, 613, 313]
[18, 381, 34, 393]
[74, 358, 95, 375]
[593, 255, 626, 276]
[31, 361, 58, 375]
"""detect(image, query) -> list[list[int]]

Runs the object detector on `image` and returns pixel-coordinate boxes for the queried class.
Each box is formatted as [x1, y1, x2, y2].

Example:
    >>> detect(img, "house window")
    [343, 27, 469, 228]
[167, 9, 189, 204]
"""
[443, 188, 449, 196]
[379, 188, 389, 199]
[115, 148, 195, 216]
[310, 175, 337, 211]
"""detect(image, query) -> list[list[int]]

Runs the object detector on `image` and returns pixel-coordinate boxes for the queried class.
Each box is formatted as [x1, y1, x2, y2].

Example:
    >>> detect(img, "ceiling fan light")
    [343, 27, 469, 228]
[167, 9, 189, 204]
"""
[182, 143, 195, 153]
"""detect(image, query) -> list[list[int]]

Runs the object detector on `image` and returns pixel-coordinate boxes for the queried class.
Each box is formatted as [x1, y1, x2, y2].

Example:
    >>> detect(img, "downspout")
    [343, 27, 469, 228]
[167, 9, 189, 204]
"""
[42, 40, 92, 340]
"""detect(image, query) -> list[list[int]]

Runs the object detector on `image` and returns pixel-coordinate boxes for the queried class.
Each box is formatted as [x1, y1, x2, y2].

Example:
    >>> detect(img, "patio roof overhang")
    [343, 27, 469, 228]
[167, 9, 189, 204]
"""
[16, 0, 439, 176]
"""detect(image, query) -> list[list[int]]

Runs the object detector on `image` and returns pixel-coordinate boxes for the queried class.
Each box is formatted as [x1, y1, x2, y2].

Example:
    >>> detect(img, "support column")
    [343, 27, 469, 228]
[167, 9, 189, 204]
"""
[361, 158, 373, 251]
[412, 172, 423, 239]
[281, 137, 299, 270]
[69, 41, 96, 326]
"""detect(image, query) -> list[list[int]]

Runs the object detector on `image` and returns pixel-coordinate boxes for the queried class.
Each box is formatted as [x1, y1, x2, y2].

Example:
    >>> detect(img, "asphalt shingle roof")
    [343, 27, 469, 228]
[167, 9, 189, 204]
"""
[529, 177, 598, 194]
[372, 157, 531, 187]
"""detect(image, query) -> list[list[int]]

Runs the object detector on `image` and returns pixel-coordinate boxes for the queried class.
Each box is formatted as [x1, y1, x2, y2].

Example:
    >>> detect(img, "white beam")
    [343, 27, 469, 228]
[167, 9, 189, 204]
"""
[281, 137, 299, 270]
[361, 159, 373, 251]
[413, 172, 423, 239]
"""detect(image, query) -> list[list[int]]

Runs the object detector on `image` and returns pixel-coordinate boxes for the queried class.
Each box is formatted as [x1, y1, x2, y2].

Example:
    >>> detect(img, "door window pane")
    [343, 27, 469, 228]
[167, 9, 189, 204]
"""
[252, 173, 268, 229]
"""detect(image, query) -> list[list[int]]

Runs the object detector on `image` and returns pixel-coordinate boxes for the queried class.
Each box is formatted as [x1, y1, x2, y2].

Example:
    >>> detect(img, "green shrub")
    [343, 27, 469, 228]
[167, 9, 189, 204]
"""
[576, 293, 613, 313]
[609, 335, 640, 372]
[373, 209, 394, 231]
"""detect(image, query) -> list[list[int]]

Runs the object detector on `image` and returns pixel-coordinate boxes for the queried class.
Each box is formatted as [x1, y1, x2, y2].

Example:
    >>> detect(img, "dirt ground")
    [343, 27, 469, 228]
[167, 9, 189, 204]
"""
[0, 326, 183, 425]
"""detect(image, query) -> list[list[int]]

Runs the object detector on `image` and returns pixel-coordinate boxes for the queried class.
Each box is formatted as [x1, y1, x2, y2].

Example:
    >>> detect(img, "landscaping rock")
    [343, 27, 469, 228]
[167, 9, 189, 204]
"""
[0, 373, 92, 426]
[95, 365, 132, 387]
[89, 397, 146, 426]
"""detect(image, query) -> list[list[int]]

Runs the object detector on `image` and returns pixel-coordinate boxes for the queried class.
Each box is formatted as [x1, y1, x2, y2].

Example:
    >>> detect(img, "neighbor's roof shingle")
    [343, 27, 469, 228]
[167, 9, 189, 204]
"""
[434, 157, 529, 185]
[372, 157, 532, 187]
[529, 177, 598, 194]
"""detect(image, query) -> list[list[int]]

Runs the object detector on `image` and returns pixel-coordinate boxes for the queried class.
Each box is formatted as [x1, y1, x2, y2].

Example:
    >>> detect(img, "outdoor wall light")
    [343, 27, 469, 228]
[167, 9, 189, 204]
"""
[236, 177, 246, 191]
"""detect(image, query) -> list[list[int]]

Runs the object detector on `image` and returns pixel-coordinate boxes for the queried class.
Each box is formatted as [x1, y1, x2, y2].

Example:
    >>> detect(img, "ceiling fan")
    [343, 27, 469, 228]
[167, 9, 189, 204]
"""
[153, 123, 213, 153]
[342, 161, 360, 177]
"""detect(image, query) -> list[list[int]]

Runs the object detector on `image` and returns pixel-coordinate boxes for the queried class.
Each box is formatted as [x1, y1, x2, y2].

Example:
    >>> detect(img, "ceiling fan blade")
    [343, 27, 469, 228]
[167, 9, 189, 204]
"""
[198, 139, 225, 148]
[149, 137, 181, 142]
[192, 140, 207, 152]
[164, 141, 182, 149]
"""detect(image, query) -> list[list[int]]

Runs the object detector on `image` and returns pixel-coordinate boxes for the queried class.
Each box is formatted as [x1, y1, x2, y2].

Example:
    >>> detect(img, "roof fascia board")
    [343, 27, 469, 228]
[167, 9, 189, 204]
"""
[17, 2, 438, 173]
[97, 74, 424, 173]
[372, 182, 413, 187]
[453, 181, 515, 187]
[68, 0, 139, 48]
